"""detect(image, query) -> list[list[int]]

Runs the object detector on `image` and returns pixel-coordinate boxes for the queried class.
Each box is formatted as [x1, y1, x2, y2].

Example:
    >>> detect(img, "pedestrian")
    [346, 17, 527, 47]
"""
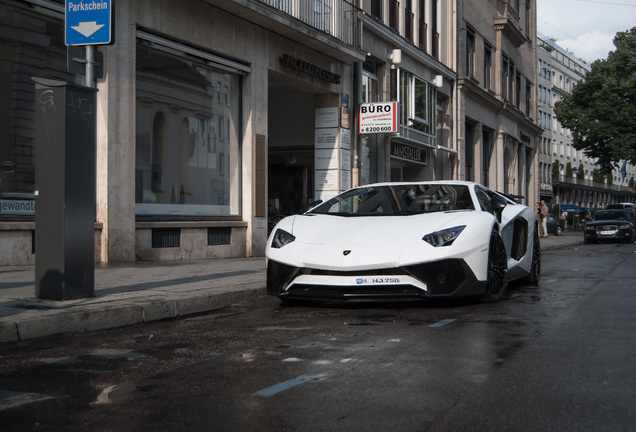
[562, 210, 568, 230]
[541, 200, 549, 238]
[536, 202, 544, 237]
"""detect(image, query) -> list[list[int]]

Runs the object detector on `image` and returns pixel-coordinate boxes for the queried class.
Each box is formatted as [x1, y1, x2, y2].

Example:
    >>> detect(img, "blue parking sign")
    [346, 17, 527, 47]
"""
[65, 0, 113, 46]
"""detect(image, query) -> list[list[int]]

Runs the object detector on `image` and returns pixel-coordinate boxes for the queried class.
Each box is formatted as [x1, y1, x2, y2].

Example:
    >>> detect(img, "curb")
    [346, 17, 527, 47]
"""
[0, 284, 266, 344]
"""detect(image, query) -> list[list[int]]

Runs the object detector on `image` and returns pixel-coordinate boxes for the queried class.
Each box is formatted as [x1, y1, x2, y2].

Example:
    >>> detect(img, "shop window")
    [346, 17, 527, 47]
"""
[135, 39, 241, 218]
[361, 72, 379, 185]
[0, 1, 72, 221]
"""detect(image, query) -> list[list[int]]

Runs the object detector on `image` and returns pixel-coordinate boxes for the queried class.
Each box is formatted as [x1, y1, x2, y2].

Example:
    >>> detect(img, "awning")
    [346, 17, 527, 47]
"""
[557, 203, 585, 213]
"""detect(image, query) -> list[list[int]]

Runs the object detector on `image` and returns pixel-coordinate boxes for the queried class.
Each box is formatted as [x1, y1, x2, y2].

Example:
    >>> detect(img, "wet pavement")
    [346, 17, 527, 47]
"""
[0, 230, 584, 343]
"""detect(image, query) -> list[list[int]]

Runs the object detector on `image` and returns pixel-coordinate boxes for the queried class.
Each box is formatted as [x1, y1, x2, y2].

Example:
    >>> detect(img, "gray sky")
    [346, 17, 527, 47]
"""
[537, 0, 636, 64]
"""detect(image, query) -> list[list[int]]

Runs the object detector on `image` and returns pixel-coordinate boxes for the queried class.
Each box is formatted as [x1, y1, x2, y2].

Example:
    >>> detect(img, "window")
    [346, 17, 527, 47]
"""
[502, 56, 509, 100]
[398, 69, 437, 138]
[418, 0, 427, 50]
[371, 0, 382, 19]
[515, 72, 521, 109]
[484, 43, 492, 90]
[136, 39, 241, 217]
[0, 2, 73, 221]
[405, 0, 414, 41]
[361, 71, 379, 184]
[466, 27, 475, 77]
[526, 82, 532, 116]
[475, 187, 494, 214]
[431, 0, 439, 58]
[389, 0, 399, 31]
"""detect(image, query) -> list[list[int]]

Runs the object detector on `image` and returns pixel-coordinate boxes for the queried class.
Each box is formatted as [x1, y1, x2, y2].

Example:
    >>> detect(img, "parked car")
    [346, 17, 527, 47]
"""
[606, 203, 636, 210]
[584, 209, 635, 244]
[266, 181, 540, 304]
[545, 213, 564, 236]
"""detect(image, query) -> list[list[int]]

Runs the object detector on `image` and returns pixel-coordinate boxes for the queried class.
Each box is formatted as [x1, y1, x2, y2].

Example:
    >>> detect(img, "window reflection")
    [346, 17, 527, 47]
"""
[135, 41, 240, 217]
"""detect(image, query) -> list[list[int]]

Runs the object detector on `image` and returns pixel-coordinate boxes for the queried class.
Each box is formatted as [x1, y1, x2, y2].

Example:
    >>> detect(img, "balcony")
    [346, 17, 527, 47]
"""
[258, 0, 363, 49]
[554, 175, 635, 196]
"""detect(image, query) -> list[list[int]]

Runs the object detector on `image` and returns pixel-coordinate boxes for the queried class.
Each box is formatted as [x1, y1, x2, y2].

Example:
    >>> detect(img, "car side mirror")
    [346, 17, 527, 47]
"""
[490, 194, 508, 222]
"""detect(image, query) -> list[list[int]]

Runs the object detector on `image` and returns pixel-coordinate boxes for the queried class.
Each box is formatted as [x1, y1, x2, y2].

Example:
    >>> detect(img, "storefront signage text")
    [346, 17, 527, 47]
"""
[281, 54, 341, 84]
[391, 142, 427, 165]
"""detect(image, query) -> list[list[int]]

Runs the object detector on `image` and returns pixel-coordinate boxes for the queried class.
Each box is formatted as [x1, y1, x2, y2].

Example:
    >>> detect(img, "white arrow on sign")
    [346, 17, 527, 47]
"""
[71, 21, 105, 38]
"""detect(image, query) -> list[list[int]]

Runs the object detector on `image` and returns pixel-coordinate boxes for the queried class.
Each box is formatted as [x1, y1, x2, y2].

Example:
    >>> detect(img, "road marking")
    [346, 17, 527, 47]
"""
[428, 318, 456, 328]
[252, 375, 317, 397]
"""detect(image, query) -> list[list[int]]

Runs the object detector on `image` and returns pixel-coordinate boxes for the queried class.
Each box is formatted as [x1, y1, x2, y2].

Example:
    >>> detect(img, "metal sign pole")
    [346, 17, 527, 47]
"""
[86, 45, 94, 88]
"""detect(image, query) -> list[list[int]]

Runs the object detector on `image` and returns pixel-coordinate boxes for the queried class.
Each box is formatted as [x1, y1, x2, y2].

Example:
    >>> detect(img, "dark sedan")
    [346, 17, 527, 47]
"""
[584, 210, 635, 244]
[545, 213, 565, 236]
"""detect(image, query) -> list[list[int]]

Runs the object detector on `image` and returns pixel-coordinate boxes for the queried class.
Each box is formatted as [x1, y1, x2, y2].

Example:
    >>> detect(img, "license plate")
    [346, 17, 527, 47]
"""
[355, 277, 402, 285]
[600, 230, 616, 235]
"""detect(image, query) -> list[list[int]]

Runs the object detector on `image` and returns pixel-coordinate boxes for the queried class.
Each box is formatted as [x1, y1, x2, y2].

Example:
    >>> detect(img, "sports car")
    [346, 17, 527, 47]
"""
[266, 181, 541, 303]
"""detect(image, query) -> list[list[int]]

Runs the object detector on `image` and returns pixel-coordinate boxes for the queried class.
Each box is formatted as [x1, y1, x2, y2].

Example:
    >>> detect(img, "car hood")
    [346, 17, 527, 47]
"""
[586, 219, 632, 226]
[289, 212, 469, 245]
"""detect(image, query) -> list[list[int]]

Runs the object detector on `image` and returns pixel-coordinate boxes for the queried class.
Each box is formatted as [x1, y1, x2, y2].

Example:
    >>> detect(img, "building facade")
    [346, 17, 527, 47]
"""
[1, 0, 553, 266]
[537, 35, 636, 209]
[359, 0, 458, 185]
[456, 0, 542, 205]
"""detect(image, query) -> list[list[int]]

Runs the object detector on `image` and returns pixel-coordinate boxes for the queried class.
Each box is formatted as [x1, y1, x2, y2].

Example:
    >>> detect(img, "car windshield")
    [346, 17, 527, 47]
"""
[308, 184, 474, 216]
[592, 210, 629, 221]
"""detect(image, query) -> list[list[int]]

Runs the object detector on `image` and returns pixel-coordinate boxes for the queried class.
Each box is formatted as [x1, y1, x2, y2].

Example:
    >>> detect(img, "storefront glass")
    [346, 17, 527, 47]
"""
[135, 40, 241, 218]
[0, 0, 69, 220]
[360, 72, 379, 185]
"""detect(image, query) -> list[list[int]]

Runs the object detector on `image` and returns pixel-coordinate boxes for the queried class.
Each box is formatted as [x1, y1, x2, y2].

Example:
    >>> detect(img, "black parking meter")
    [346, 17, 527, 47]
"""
[33, 78, 97, 300]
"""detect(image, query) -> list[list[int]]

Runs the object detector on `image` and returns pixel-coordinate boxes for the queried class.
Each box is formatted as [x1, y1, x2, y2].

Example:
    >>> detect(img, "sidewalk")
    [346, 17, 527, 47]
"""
[0, 231, 583, 344]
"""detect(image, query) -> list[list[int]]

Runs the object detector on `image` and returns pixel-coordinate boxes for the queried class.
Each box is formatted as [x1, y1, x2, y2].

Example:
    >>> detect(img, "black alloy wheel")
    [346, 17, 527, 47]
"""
[483, 230, 508, 302]
[524, 225, 541, 284]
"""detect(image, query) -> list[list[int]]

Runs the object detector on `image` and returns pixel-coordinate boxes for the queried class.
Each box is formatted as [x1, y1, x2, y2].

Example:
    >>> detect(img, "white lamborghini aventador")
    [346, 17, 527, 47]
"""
[266, 181, 541, 303]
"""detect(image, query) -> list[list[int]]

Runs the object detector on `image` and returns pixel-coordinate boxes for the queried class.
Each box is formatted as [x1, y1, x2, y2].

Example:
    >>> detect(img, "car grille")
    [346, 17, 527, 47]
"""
[267, 259, 472, 299]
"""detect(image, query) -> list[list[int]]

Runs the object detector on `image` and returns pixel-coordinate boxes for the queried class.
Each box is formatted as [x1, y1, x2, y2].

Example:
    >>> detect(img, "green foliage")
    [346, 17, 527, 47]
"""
[577, 163, 585, 179]
[552, 160, 561, 180]
[566, 162, 574, 177]
[630, 177, 635, 189]
[592, 169, 606, 183]
[554, 27, 636, 173]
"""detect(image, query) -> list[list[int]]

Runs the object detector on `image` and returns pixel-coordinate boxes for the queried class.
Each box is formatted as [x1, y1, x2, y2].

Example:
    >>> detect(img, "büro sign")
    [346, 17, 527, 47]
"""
[359, 102, 398, 134]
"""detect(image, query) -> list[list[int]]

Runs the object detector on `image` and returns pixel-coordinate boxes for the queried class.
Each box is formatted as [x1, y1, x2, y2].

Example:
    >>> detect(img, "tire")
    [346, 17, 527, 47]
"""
[524, 227, 541, 285]
[556, 225, 563, 236]
[482, 230, 508, 302]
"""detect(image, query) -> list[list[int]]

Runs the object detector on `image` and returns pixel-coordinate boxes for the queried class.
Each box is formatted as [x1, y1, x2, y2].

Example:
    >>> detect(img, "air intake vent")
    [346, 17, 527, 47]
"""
[152, 228, 181, 248]
[208, 227, 231, 245]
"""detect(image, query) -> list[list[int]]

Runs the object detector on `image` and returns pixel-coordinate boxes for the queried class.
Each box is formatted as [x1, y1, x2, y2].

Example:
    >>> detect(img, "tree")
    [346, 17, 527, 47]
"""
[592, 169, 606, 184]
[554, 27, 636, 175]
[566, 162, 574, 177]
[552, 160, 561, 181]
[577, 163, 585, 180]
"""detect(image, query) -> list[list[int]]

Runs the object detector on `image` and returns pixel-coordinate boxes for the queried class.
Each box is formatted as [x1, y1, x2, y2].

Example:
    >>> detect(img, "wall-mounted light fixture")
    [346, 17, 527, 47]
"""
[390, 49, 401, 65]
[433, 75, 444, 88]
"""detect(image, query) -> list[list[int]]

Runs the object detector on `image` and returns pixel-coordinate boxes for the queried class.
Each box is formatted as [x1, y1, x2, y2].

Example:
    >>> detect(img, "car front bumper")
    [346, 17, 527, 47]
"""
[266, 258, 486, 302]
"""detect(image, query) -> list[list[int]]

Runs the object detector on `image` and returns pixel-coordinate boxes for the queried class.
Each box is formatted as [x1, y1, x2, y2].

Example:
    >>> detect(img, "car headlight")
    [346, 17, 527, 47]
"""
[619, 224, 631, 230]
[271, 228, 296, 249]
[423, 226, 466, 247]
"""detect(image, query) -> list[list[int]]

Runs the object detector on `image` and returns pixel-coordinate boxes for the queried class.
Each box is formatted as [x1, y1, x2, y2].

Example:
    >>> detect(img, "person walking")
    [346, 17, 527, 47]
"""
[541, 200, 549, 238]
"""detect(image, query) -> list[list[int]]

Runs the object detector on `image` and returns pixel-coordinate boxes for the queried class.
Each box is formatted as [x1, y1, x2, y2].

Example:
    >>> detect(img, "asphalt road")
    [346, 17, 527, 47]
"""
[1, 242, 635, 431]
